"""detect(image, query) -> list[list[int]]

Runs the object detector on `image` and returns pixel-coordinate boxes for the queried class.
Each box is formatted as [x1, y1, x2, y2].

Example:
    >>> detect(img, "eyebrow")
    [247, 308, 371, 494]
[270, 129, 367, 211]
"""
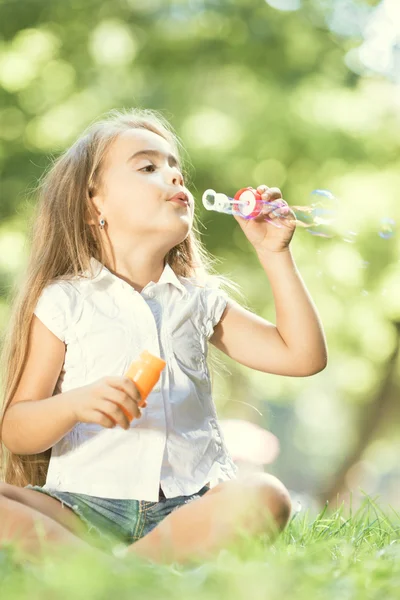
[127, 149, 181, 170]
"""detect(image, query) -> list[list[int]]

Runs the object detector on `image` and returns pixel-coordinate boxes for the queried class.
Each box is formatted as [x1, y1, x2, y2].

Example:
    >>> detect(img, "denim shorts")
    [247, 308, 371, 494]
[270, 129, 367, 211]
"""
[24, 483, 210, 555]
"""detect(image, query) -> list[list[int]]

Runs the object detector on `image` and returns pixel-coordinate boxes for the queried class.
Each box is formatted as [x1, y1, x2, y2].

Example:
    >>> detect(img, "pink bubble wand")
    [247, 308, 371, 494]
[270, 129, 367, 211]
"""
[202, 187, 288, 228]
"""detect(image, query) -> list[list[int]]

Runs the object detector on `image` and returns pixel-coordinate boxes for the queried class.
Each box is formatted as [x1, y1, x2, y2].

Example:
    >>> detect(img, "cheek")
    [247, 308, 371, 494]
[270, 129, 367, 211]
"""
[105, 174, 143, 212]
[103, 173, 130, 203]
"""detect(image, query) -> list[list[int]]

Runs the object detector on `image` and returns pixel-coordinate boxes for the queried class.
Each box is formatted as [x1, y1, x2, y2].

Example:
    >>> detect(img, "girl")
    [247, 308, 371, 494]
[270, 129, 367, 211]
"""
[0, 108, 327, 565]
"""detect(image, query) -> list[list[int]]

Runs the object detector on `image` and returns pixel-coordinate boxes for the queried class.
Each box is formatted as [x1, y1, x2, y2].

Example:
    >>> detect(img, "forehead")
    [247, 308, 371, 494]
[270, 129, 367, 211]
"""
[105, 128, 176, 167]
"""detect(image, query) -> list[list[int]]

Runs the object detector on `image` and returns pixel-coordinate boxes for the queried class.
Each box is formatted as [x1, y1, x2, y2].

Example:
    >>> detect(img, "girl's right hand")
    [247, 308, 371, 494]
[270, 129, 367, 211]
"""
[69, 376, 146, 430]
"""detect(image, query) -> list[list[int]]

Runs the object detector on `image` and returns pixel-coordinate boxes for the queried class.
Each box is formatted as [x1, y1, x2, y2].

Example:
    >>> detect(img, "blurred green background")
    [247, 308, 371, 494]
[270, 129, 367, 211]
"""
[0, 0, 399, 510]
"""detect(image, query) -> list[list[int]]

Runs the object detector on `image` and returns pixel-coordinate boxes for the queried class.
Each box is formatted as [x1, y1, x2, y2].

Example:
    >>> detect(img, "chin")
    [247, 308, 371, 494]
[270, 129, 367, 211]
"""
[168, 225, 191, 248]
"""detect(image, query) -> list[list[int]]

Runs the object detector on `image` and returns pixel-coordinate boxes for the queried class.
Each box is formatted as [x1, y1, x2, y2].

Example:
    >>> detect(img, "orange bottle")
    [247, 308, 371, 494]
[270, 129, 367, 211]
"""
[125, 350, 166, 409]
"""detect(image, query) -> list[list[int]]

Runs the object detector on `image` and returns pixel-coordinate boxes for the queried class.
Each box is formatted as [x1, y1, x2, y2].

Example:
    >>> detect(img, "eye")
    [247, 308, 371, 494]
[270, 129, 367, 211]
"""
[140, 163, 156, 173]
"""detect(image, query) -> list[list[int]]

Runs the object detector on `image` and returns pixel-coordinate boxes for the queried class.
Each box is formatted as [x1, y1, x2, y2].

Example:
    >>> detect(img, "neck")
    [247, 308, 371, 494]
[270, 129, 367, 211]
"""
[104, 249, 167, 293]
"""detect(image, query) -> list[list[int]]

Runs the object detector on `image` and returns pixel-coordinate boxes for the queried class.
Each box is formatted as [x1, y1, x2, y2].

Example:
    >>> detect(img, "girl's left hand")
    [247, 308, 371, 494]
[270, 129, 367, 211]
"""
[233, 184, 296, 254]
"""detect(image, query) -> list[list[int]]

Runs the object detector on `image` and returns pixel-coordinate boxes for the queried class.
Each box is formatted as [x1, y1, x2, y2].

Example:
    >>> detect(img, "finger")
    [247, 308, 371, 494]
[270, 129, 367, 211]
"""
[117, 403, 142, 425]
[267, 218, 283, 229]
[106, 376, 141, 403]
[269, 187, 283, 199]
[262, 211, 283, 228]
[257, 184, 269, 194]
[274, 203, 290, 217]
[94, 409, 118, 429]
[103, 399, 132, 428]
[123, 377, 142, 402]
[120, 400, 142, 420]
[266, 200, 289, 218]
[262, 187, 283, 201]
[105, 383, 142, 420]
[261, 199, 285, 217]
[278, 208, 297, 227]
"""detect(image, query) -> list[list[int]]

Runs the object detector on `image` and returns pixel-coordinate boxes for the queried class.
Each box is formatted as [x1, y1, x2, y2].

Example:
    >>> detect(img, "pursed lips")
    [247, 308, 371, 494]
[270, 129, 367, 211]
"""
[168, 192, 190, 208]
[169, 198, 188, 207]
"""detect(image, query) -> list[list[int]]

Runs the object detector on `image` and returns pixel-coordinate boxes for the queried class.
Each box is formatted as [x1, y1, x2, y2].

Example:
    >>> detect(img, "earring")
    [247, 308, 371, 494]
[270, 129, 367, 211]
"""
[99, 218, 106, 229]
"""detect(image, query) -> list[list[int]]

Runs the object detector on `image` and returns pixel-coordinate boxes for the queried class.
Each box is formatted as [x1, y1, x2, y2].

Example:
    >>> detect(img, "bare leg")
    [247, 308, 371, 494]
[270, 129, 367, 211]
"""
[0, 495, 108, 564]
[128, 473, 292, 564]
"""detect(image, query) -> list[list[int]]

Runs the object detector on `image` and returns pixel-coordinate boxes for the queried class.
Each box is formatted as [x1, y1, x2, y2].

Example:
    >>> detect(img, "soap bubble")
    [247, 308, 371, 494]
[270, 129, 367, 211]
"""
[292, 205, 314, 227]
[378, 217, 395, 239]
[310, 189, 338, 220]
[310, 188, 336, 206]
[293, 189, 338, 238]
[305, 224, 336, 238]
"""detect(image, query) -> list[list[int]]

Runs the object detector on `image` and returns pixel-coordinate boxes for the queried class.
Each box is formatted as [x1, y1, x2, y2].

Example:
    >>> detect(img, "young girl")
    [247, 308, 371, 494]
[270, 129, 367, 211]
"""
[0, 108, 327, 565]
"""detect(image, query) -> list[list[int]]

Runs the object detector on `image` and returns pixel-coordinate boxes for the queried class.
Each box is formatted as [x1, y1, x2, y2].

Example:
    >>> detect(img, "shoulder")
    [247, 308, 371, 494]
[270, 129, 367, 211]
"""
[40, 277, 83, 305]
[35, 277, 83, 323]
[36, 279, 72, 304]
[178, 272, 229, 295]
[33, 280, 75, 342]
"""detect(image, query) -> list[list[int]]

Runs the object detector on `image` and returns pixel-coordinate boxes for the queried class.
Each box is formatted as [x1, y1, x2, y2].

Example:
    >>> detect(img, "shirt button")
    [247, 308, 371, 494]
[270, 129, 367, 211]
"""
[147, 291, 155, 299]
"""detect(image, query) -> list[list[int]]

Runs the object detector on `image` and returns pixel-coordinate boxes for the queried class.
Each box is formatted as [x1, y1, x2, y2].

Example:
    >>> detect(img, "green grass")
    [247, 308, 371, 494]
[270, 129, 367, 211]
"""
[1, 495, 400, 600]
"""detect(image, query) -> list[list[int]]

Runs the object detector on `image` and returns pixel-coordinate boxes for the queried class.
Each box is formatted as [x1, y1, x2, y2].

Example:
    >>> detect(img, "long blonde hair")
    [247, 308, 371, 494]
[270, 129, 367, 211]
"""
[0, 108, 240, 488]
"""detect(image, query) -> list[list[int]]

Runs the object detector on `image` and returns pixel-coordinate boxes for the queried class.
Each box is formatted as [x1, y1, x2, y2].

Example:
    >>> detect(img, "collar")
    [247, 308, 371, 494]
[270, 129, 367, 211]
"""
[83, 256, 187, 297]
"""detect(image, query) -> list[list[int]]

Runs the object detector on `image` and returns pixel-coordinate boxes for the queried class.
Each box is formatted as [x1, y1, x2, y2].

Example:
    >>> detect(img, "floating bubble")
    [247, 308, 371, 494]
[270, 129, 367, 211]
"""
[378, 217, 395, 239]
[310, 189, 335, 200]
[306, 224, 336, 238]
[310, 189, 336, 203]
[292, 205, 314, 227]
[310, 189, 338, 221]
[292, 189, 338, 238]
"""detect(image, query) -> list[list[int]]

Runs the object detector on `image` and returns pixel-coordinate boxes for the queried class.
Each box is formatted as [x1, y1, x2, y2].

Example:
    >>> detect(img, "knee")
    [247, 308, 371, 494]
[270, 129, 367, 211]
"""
[241, 472, 292, 531]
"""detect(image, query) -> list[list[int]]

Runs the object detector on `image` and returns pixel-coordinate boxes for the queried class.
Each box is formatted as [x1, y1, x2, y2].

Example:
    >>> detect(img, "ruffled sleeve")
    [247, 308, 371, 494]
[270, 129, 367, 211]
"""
[33, 282, 71, 342]
[201, 282, 230, 340]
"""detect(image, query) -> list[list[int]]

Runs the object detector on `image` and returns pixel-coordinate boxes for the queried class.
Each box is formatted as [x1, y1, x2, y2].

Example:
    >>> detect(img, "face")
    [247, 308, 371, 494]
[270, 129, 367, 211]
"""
[91, 128, 194, 252]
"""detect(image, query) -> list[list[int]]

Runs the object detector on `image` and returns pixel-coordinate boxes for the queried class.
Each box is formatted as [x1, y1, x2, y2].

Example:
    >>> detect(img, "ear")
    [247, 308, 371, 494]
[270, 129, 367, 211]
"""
[85, 194, 103, 226]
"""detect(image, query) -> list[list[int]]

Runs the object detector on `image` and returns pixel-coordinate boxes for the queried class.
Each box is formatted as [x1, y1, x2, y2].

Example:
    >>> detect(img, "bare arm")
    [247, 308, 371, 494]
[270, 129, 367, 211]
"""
[210, 248, 328, 376]
[1, 315, 143, 455]
[1, 315, 78, 455]
[1, 391, 79, 455]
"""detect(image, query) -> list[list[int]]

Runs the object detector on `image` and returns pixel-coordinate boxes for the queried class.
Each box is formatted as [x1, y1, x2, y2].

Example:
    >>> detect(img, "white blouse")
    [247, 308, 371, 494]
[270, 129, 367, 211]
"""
[33, 257, 238, 500]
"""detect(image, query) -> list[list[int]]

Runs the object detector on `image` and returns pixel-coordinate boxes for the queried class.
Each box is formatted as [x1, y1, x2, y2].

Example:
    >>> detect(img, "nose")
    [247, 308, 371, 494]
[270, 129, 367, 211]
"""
[166, 165, 184, 187]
